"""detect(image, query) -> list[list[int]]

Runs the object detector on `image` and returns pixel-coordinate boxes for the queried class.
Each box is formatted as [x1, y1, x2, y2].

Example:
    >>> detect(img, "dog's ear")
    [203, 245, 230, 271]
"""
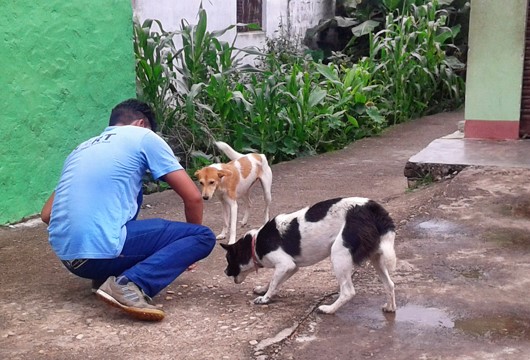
[194, 169, 201, 178]
[219, 243, 230, 251]
[217, 169, 232, 179]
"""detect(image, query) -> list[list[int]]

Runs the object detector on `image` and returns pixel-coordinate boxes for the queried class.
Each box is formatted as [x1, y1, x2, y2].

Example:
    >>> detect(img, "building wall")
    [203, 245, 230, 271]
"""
[132, 0, 334, 51]
[0, 1, 136, 224]
[464, 0, 527, 139]
[288, 0, 335, 41]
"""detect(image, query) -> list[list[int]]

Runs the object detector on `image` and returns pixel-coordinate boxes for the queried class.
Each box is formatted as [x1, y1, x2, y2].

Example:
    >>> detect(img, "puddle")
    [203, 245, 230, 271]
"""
[393, 304, 454, 328]
[337, 303, 454, 329]
[337, 303, 530, 341]
[455, 315, 530, 340]
[415, 219, 459, 234]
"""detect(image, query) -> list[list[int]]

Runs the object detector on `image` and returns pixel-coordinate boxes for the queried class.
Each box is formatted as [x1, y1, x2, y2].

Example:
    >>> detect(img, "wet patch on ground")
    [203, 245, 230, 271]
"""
[414, 219, 461, 235]
[444, 264, 487, 280]
[493, 194, 530, 219]
[335, 302, 454, 331]
[455, 314, 530, 341]
[484, 228, 530, 252]
[390, 304, 454, 328]
[335, 302, 530, 342]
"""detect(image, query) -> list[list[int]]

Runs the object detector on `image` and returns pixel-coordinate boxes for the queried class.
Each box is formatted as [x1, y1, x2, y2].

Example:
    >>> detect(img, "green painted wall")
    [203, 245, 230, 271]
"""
[0, 1, 136, 224]
[464, 0, 527, 121]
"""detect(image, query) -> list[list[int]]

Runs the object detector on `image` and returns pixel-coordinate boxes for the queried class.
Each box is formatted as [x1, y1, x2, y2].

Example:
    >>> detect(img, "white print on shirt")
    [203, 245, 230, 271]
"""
[75, 133, 117, 151]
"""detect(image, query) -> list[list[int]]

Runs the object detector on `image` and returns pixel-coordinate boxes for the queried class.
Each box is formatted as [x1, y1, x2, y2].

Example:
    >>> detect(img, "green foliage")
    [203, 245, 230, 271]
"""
[133, 8, 263, 167]
[406, 172, 435, 191]
[212, 47, 384, 162]
[133, 19, 179, 133]
[134, 2, 465, 171]
[306, 0, 469, 65]
[360, 0, 465, 124]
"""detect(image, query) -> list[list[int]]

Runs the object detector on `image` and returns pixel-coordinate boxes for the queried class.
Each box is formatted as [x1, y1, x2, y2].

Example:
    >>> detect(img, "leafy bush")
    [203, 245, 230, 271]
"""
[134, 9, 262, 167]
[133, 2, 464, 171]
[359, 0, 465, 124]
[134, 9, 384, 166]
[206, 37, 385, 162]
[305, 0, 469, 65]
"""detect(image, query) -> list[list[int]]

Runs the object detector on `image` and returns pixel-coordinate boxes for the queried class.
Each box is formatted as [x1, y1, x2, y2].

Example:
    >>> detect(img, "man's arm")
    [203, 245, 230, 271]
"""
[162, 170, 204, 225]
[41, 191, 55, 225]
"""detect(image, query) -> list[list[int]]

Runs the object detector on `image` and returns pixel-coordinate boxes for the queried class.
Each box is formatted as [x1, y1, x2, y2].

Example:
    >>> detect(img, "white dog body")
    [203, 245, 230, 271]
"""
[195, 142, 272, 244]
[221, 197, 397, 314]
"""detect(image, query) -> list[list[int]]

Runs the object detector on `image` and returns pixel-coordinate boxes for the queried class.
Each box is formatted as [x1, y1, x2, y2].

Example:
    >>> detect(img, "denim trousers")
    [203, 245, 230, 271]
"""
[66, 218, 216, 297]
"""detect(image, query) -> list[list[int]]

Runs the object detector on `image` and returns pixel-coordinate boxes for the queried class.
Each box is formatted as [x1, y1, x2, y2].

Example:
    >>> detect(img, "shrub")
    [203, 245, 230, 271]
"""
[359, 0, 465, 124]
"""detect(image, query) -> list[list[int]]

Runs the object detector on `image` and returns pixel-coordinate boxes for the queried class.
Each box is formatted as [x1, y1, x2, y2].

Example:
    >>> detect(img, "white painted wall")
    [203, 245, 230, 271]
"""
[288, 0, 335, 41]
[131, 0, 334, 51]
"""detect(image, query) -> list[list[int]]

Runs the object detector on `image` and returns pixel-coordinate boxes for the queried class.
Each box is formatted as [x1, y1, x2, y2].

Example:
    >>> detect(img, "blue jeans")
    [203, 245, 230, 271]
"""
[65, 218, 216, 297]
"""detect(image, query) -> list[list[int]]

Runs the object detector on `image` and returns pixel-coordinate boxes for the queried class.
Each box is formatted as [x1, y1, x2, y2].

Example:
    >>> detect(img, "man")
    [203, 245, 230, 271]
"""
[41, 99, 216, 322]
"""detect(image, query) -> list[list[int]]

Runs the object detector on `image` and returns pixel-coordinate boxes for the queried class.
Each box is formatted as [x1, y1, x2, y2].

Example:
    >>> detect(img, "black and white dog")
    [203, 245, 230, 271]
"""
[220, 197, 397, 314]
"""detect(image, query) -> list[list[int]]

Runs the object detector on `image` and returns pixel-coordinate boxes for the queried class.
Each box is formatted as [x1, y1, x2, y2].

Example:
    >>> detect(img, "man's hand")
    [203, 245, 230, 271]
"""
[162, 170, 204, 224]
[41, 192, 55, 225]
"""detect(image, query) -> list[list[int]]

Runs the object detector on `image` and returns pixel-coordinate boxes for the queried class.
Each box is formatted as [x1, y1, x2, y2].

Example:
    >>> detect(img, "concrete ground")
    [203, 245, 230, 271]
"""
[1, 111, 530, 360]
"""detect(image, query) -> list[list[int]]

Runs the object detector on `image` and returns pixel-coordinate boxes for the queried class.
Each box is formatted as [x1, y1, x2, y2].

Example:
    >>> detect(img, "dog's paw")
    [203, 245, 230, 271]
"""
[317, 305, 335, 314]
[253, 296, 270, 305]
[253, 286, 267, 295]
[382, 303, 396, 313]
[216, 233, 226, 240]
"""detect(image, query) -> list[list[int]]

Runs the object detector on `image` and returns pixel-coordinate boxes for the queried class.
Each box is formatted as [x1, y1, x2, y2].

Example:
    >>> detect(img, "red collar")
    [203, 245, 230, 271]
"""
[251, 234, 261, 273]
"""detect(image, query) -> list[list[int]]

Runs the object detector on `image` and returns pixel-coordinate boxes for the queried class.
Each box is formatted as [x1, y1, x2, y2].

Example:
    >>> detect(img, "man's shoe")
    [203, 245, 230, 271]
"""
[95, 276, 165, 321]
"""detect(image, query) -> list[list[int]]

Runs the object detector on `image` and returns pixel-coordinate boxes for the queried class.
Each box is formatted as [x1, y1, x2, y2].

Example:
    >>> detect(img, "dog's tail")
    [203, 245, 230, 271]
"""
[379, 231, 397, 273]
[215, 141, 246, 160]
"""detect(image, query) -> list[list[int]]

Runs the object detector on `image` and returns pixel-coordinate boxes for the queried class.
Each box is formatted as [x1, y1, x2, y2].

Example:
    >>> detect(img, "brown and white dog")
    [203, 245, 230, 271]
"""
[195, 142, 272, 244]
[221, 197, 397, 314]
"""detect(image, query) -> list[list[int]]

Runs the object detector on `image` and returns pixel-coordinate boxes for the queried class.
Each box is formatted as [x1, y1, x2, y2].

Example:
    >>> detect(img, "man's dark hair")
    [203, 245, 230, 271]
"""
[109, 99, 157, 132]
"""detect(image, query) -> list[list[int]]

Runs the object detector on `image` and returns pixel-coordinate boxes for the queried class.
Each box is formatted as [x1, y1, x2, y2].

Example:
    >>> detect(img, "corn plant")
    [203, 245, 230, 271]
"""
[316, 62, 385, 144]
[134, 5, 465, 169]
[133, 19, 180, 132]
[233, 73, 287, 156]
[360, 0, 464, 124]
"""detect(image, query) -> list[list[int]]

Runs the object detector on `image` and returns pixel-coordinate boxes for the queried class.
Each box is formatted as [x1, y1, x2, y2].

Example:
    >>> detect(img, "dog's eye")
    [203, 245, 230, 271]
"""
[209, 181, 215, 185]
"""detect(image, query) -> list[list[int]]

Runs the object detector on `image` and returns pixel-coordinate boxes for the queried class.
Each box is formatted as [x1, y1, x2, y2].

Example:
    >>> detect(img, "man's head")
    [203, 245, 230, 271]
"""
[109, 99, 157, 132]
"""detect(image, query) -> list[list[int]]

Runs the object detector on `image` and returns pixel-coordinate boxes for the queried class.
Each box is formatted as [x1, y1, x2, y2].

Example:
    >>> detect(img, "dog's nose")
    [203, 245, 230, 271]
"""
[203, 196, 210, 200]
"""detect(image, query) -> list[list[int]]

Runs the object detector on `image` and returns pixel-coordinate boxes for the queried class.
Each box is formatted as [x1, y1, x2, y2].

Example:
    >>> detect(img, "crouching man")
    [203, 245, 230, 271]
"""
[41, 99, 216, 321]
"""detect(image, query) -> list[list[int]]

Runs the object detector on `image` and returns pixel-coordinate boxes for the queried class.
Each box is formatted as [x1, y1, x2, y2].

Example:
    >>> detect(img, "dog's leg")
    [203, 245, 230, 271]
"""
[254, 260, 298, 304]
[318, 241, 356, 314]
[227, 199, 238, 244]
[217, 201, 230, 240]
[370, 253, 396, 312]
[240, 193, 251, 227]
[258, 164, 273, 222]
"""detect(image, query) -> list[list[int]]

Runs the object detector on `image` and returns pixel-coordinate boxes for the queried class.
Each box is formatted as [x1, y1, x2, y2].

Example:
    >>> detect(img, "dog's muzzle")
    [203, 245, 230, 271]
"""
[234, 274, 247, 284]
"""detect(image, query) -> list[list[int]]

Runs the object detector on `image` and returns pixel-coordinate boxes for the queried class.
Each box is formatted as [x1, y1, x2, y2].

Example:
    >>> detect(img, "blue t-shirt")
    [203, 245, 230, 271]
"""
[48, 125, 183, 260]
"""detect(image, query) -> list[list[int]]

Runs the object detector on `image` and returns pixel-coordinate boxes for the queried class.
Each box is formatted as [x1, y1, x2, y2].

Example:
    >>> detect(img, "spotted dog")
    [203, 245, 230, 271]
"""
[221, 197, 397, 314]
[195, 141, 272, 244]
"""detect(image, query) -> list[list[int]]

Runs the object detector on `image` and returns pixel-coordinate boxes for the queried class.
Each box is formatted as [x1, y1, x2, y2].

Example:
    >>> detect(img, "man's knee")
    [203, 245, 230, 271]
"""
[198, 226, 216, 253]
